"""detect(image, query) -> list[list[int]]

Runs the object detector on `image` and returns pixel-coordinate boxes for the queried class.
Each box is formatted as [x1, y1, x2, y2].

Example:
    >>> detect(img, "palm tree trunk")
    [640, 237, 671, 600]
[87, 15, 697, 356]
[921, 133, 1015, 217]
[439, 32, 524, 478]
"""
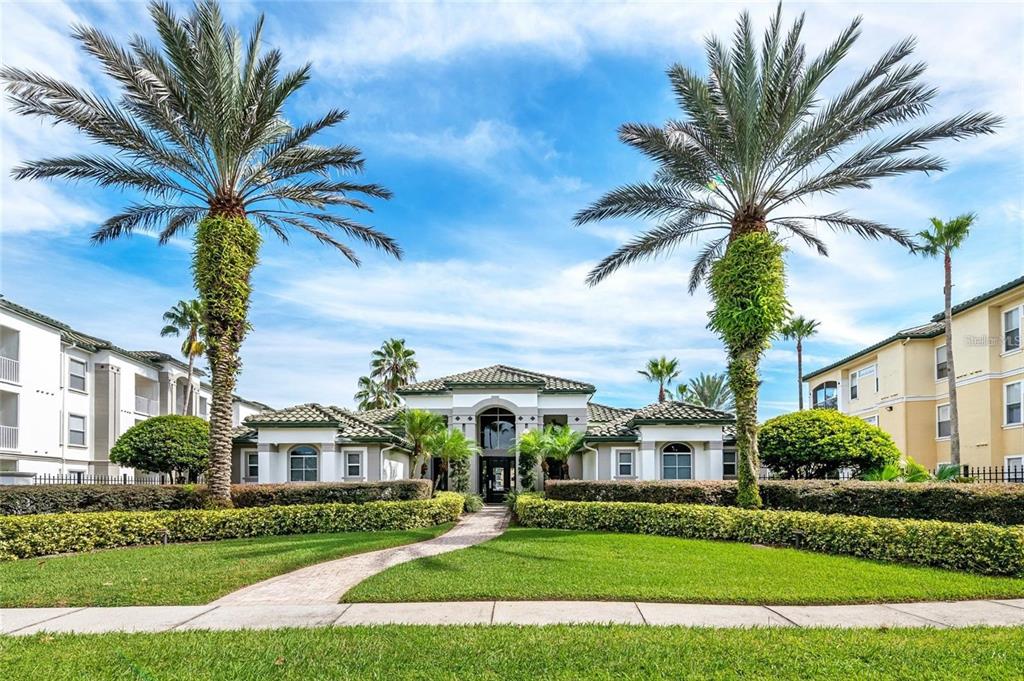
[944, 251, 961, 466]
[183, 337, 196, 415]
[658, 382, 666, 402]
[729, 347, 763, 508]
[796, 339, 804, 410]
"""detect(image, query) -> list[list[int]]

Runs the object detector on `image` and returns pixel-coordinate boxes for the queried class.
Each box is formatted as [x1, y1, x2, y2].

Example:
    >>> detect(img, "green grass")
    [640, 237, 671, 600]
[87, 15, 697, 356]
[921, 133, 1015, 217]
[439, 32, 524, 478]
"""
[344, 527, 1024, 605]
[2, 626, 1023, 680]
[0, 524, 452, 607]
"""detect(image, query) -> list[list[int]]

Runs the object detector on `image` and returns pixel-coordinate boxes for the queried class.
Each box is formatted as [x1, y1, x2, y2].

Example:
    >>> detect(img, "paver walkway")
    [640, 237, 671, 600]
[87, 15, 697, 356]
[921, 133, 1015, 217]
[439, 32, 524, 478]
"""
[4, 599, 1024, 634]
[213, 505, 510, 605]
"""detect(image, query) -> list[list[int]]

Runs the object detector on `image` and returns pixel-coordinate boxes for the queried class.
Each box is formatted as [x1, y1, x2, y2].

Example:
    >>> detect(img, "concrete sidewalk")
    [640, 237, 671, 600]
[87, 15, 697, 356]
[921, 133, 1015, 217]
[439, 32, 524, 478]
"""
[4, 599, 1024, 634]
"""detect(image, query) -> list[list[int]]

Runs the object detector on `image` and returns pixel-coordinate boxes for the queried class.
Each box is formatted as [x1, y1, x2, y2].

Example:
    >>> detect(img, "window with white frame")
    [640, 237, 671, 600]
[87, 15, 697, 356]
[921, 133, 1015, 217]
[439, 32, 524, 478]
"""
[662, 443, 693, 480]
[199, 396, 208, 418]
[935, 345, 948, 380]
[722, 450, 737, 479]
[812, 381, 838, 409]
[1006, 382, 1022, 426]
[1006, 456, 1023, 483]
[1005, 307, 1021, 353]
[937, 404, 951, 438]
[615, 449, 634, 477]
[849, 371, 859, 400]
[863, 415, 879, 427]
[345, 450, 362, 477]
[68, 414, 86, 446]
[245, 452, 258, 479]
[289, 445, 318, 482]
[68, 358, 87, 392]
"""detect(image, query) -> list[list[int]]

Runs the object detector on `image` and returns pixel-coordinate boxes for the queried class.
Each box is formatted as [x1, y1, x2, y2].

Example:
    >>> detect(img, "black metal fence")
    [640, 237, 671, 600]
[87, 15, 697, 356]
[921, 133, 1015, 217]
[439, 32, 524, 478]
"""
[32, 473, 175, 485]
[760, 465, 1024, 483]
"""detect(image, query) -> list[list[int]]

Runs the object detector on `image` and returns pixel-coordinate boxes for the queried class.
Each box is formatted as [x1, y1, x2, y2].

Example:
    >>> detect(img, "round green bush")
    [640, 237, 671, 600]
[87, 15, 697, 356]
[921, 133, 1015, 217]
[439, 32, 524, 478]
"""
[759, 410, 901, 479]
[109, 415, 209, 482]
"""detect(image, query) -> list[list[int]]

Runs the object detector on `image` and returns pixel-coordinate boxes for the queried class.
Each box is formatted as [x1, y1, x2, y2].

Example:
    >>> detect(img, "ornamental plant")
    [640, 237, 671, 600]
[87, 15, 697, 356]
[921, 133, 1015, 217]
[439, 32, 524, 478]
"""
[759, 409, 901, 479]
[109, 415, 209, 483]
[1, 1, 399, 504]
[572, 5, 1000, 508]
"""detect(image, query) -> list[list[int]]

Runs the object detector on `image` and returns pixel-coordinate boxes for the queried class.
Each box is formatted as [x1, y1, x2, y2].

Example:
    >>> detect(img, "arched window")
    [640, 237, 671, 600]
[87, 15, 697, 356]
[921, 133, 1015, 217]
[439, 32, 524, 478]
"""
[289, 445, 319, 482]
[478, 407, 515, 450]
[812, 381, 838, 409]
[662, 443, 693, 480]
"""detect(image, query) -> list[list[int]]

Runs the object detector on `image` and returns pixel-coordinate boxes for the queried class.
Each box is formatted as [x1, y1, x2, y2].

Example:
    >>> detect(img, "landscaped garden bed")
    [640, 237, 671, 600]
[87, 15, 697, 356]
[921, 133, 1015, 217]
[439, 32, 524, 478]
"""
[3, 626, 1023, 680]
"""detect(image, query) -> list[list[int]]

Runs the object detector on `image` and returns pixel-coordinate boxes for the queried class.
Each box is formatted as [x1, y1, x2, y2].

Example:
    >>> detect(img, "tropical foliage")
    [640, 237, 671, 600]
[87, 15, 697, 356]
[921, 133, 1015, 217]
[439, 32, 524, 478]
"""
[426, 428, 479, 493]
[1, 1, 400, 503]
[779, 315, 819, 410]
[676, 371, 734, 411]
[370, 338, 419, 393]
[109, 415, 209, 483]
[401, 409, 446, 479]
[354, 375, 397, 410]
[862, 458, 963, 483]
[510, 427, 547, 491]
[511, 425, 584, 482]
[573, 6, 999, 507]
[160, 299, 206, 414]
[637, 356, 682, 403]
[915, 213, 976, 465]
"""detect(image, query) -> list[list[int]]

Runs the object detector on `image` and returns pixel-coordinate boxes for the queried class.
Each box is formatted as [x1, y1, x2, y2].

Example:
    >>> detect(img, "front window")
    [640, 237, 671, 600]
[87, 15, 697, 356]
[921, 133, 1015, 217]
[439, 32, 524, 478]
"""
[849, 372, 859, 400]
[722, 450, 737, 479]
[662, 443, 693, 480]
[937, 404, 951, 438]
[68, 358, 87, 392]
[68, 414, 86, 446]
[289, 446, 318, 482]
[1006, 382, 1023, 425]
[345, 450, 362, 477]
[1007, 456, 1023, 483]
[1005, 308, 1021, 353]
[935, 345, 948, 380]
[812, 381, 838, 409]
[246, 452, 259, 479]
[199, 396, 208, 418]
[615, 449, 634, 477]
[479, 408, 516, 450]
[863, 415, 879, 427]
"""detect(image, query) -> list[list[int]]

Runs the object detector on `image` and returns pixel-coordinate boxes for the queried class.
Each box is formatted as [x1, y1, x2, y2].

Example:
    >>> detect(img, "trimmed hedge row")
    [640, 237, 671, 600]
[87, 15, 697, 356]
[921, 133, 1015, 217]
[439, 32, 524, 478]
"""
[544, 480, 1024, 525]
[0, 480, 433, 516]
[0, 492, 463, 560]
[515, 495, 1024, 576]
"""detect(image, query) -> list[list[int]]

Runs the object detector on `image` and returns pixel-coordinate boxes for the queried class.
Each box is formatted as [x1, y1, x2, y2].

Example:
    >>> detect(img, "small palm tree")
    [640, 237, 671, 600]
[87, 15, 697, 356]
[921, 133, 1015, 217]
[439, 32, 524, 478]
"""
[780, 316, 820, 410]
[370, 338, 419, 394]
[510, 426, 551, 491]
[678, 372, 734, 411]
[2, 1, 400, 503]
[573, 6, 999, 507]
[546, 425, 584, 480]
[426, 428, 479, 492]
[402, 409, 445, 479]
[915, 213, 975, 465]
[353, 376, 396, 410]
[638, 356, 681, 403]
[160, 299, 206, 414]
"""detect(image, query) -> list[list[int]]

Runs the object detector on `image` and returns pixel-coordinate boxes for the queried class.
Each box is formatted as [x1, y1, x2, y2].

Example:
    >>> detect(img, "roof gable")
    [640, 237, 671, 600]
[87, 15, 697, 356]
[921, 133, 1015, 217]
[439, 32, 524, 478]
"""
[244, 403, 406, 444]
[585, 400, 734, 440]
[398, 364, 595, 394]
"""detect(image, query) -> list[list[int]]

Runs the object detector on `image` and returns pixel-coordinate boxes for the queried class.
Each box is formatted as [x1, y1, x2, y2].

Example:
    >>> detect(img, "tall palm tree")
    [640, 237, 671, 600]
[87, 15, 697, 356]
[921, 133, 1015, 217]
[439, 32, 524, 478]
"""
[915, 213, 975, 466]
[638, 356, 682, 403]
[573, 7, 999, 507]
[780, 316, 820, 410]
[2, 1, 400, 504]
[370, 338, 419, 394]
[677, 371, 734, 412]
[402, 409, 445, 479]
[353, 375, 396, 411]
[160, 298, 206, 414]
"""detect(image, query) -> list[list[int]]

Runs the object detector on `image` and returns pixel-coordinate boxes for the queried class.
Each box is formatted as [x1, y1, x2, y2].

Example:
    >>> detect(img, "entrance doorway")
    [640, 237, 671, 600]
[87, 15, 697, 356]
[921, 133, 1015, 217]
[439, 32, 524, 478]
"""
[480, 456, 514, 503]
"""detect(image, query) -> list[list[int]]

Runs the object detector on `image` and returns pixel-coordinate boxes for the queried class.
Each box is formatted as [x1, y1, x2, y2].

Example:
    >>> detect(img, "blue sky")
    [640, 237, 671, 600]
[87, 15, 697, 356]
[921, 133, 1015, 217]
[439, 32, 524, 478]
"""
[1, 1, 1022, 415]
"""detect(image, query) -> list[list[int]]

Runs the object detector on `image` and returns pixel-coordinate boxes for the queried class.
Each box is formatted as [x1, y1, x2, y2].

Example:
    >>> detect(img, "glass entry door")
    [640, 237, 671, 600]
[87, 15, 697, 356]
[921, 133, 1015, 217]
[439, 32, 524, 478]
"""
[481, 456, 515, 503]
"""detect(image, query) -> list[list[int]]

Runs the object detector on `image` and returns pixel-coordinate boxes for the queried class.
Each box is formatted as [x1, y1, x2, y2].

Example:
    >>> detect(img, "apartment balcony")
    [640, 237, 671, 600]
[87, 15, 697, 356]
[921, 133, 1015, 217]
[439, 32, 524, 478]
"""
[0, 355, 18, 384]
[134, 394, 159, 416]
[0, 424, 17, 451]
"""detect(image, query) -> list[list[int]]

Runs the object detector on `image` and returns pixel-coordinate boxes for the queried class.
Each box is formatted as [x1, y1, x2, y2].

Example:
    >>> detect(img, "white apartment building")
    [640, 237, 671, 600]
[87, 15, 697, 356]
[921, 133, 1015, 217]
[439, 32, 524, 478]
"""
[0, 297, 268, 481]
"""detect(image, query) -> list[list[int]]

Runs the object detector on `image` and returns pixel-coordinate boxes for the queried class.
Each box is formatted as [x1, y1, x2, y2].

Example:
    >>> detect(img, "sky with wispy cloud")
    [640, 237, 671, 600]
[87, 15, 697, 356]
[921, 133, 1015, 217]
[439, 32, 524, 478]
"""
[1, 1, 1022, 415]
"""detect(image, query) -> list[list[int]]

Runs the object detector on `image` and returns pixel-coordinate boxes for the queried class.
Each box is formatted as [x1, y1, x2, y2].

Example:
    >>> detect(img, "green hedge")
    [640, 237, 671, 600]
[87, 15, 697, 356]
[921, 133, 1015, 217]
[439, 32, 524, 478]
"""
[0, 480, 432, 516]
[544, 480, 1024, 525]
[516, 496, 1024, 576]
[0, 493, 463, 560]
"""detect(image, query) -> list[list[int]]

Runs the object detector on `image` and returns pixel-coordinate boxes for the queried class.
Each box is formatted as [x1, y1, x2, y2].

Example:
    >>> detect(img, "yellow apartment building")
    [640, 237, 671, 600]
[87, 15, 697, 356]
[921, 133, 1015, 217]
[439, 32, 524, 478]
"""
[802, 275, 1024, 472]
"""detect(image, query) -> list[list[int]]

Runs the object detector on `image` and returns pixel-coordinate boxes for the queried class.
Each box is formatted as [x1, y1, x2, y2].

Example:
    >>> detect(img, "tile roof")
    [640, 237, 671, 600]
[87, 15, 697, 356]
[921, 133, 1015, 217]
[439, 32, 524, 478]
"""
[357, 406, 405, 425]
[244, 403, 407, 444]
[586, 402, 634, 422]
[931, 274, 1024, 321]
[397, 364, 595, 394]
[585, 400, 734, 440]
[232, 426, 258, 443]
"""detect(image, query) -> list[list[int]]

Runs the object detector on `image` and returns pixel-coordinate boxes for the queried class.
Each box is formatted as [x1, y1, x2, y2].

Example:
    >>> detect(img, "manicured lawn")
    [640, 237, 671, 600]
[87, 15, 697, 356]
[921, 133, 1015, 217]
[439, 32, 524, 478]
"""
[0, 525, 452, 607]
[344, 527, 1024, 605]
[2, 626, 1023, 680]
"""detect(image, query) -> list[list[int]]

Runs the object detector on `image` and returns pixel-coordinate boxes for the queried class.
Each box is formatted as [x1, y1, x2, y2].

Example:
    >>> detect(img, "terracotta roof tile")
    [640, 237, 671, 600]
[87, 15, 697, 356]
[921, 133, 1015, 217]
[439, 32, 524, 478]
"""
[398, 364, 595, 394]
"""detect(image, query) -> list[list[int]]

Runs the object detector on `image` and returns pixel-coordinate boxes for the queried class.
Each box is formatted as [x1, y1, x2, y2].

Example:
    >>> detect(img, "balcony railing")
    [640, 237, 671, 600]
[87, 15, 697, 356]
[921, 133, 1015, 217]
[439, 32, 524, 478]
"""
[0, 356, 18, 383]
[134, 395, 159, 415]
[0, 424, 18, 450]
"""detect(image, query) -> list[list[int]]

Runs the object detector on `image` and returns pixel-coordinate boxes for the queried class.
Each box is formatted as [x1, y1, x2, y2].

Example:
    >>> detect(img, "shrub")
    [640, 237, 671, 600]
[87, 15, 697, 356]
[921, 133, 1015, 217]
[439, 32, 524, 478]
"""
[759, 410, 901, 478]
[109, 415, 209, 482]
[515, 496, 1024, 576]
[545, 479, 1024, 525]
[0, 492, 464, 560]
[0, 480, 432, 516]
[461, 493, 484, 513]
